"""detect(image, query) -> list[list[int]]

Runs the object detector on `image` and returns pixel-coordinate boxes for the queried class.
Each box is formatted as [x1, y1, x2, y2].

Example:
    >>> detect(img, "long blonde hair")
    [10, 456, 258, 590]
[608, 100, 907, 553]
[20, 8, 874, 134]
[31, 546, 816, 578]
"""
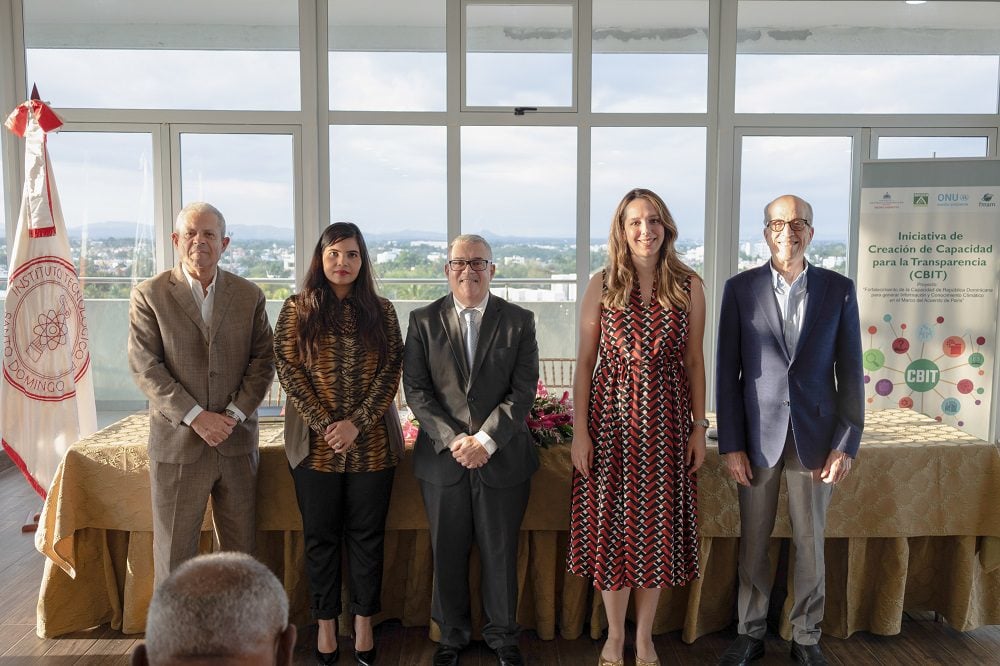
[603, 188, 697, 311]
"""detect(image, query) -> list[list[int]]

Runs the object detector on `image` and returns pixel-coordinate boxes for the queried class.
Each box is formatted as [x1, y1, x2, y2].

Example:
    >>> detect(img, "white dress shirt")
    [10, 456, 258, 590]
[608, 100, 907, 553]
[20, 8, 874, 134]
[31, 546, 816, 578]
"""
[453, 294, 497, 456]
[770, 261, 809, 358]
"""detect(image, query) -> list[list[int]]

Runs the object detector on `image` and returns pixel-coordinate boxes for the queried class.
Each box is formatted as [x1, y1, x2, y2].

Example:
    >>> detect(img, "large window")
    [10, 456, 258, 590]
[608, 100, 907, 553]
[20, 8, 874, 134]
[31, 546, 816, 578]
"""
[738, 135, 853, 274]
[876, 135, 991, 160]
[179, 132, 296, 300]
[461, 126, 576, 267]
[329, 0, 446, 111]
[736, 1, 1000, 114]
[44, 131, 155, 298]
[592, 0, 708, 113]
[24, 0, 300, 110]
[330, 125, 448, 300]
[590, 127, 707, 274]
[464, 3, 575, 109]
[5, 0, 1000, 416]
[461, 126, 577, 358]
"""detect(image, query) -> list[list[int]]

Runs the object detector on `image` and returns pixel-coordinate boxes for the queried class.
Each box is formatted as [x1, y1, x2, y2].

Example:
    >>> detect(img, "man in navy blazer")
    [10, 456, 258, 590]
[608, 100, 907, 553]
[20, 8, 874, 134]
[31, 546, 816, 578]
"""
[403, 234, 539, 666]
[716, 195, 864, 666]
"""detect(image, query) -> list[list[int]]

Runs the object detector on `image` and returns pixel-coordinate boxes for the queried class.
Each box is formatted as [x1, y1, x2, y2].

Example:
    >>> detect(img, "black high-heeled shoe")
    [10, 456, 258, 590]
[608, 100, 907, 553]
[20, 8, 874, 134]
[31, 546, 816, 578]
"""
[355, 646, 376, 666]
[316, 618, 340, 665]
[315, 645, 339, 665]
[316, 646, 340, 666]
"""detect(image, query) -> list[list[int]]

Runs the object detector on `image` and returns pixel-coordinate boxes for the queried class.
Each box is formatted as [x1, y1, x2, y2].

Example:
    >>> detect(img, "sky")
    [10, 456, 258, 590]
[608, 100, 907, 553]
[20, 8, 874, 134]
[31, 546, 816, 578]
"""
[9, 9, 999, 248]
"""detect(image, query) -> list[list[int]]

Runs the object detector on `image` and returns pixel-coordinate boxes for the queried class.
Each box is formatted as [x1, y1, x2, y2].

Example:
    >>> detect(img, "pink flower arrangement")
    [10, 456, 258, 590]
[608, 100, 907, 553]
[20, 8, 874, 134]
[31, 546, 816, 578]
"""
[401, 410, 420, 448]
[526, 379, 574, 448]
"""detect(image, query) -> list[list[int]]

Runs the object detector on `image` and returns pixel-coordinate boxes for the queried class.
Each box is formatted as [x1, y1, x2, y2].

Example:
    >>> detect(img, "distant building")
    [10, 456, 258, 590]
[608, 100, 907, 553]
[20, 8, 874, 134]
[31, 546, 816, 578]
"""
[491, 273, 576, 302]
[682, 245, 704, 265]
[376, 250, 401, 263]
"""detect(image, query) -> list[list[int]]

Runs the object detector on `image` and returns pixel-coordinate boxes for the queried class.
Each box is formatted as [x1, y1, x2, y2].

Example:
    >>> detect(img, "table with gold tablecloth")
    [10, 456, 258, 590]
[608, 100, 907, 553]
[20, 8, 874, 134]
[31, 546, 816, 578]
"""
[35, 410, 1000, 641]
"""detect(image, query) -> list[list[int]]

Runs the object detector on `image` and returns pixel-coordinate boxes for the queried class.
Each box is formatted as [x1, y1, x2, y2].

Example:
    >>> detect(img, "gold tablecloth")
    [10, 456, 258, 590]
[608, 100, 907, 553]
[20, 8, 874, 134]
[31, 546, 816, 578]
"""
[35, 410, 1000, 641]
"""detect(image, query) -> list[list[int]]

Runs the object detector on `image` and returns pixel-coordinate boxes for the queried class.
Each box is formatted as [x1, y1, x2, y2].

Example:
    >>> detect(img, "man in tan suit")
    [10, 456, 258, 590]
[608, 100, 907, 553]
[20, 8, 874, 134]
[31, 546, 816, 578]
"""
[128, 202, 274, 585]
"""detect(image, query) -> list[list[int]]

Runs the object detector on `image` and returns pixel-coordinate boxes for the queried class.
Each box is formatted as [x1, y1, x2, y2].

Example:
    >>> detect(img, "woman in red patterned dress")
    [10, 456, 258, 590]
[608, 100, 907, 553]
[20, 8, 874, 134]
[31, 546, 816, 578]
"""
[567, 188, 708, 666]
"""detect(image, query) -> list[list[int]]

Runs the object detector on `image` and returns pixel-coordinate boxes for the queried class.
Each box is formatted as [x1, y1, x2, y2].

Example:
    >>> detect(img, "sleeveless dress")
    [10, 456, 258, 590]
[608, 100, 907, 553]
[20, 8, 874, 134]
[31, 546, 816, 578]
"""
[566, 274, 700, 590]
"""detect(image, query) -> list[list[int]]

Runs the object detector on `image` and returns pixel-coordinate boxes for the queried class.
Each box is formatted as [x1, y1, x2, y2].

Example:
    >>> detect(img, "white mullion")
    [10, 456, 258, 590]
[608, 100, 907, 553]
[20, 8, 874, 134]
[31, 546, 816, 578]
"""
[575, 0, 592, 313]
[448, 0, 463, 240]
[52, 108, 302, 126]
[302, 0, 324, 289]
[703, 0, 725, 412]
[713, 0, 739, 289]
[849, 127, 867, 281]
[160, 123, 178, 272]
[0, 0, 21, 240]
[732, 113, 1000, 130]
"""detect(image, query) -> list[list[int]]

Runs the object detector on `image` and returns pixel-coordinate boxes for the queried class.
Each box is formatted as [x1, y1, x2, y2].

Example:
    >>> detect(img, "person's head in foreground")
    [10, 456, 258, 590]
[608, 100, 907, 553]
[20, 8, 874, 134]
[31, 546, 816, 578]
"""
[131, 552, 296, 666]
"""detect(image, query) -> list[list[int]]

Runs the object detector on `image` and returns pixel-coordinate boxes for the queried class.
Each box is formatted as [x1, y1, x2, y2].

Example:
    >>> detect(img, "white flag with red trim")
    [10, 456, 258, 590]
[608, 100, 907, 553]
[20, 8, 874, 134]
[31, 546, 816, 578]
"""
[1, 93, 97, 498]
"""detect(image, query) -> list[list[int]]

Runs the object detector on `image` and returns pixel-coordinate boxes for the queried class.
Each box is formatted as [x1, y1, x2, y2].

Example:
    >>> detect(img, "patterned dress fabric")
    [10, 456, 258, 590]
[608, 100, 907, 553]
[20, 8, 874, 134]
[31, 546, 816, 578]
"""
[273, 295, 403, 473]
[567, 275, 700, 590]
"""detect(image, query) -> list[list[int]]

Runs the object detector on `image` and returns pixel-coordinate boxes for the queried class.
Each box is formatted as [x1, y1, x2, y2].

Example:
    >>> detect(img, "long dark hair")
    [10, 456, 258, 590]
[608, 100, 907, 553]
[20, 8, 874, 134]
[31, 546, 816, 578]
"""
[295, 222, 388, 365]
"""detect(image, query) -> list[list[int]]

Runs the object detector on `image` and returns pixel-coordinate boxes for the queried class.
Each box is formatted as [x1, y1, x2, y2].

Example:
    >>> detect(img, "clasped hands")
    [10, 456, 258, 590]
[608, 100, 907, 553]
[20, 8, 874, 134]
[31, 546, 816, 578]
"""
[450, 434, 489, 469]
[192, 410, 238, 447]
[324, 420, 359, 454]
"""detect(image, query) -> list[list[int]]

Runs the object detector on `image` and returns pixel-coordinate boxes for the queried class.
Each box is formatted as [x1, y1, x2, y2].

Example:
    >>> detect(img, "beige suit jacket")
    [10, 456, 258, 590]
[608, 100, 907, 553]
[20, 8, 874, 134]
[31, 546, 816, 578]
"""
[128, 266, 275, 464]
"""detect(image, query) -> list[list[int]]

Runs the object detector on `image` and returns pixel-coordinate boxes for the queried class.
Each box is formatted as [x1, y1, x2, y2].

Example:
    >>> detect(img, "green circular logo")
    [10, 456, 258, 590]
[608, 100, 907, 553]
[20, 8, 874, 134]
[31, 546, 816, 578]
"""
[904, 358, 940, 392]
[968, 352, 985, 368]
[863, 348, 885, 371]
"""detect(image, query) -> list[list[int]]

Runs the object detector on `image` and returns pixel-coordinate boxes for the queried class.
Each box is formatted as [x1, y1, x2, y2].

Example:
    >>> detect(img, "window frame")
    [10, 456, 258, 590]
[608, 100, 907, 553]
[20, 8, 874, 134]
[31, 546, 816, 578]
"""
[460, 0, 579, 113]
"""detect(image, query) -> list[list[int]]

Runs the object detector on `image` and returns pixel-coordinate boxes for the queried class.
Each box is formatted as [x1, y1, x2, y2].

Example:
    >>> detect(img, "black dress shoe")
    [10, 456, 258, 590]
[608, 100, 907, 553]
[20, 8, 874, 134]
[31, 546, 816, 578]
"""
[495, 644, 525, 666]
[433, 644, 460, 666]
[355, 645, 376, 666]
[791, 642, 829, 665]
[315, 646, 339, 665]
[718, 634, 764, 665]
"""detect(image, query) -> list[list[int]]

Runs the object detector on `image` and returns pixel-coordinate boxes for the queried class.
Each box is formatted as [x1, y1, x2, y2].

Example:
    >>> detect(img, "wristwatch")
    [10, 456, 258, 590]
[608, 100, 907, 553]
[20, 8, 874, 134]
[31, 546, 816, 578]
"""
[692, 418, 710, 428]
[225, 408, 242, 424]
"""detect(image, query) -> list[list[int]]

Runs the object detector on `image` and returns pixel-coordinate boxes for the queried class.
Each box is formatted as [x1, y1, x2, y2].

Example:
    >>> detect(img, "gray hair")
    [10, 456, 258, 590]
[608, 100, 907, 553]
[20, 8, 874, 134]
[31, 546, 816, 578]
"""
[144, 552, 288, 661]
[448, 234, 492, 259]
[176, 202, 227, 237]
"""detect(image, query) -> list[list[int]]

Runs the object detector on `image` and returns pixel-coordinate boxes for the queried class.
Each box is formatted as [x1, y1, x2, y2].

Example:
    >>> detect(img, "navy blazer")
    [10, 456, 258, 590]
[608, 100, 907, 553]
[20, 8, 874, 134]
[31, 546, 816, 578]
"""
[716, 262, 864, 470]
[403, 294, 540, 488]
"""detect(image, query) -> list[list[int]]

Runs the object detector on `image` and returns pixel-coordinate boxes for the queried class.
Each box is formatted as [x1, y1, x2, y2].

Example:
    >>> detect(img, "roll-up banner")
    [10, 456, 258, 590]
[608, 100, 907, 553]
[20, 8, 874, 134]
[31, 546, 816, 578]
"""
[857, 159, 1000, 442]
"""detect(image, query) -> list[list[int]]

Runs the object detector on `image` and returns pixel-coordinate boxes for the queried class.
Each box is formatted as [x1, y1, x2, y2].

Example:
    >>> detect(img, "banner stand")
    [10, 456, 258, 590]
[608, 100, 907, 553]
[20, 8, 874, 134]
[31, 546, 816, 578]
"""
[857, 159, 1000, 443]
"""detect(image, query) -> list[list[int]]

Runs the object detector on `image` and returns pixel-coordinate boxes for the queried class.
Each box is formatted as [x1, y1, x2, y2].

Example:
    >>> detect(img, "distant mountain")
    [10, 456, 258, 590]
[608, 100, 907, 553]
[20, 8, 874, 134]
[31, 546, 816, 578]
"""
[60, 222, 293, 242]
[364, 229, 448, 243]
[65, 221, 153, 239]
[226, 224, 293, 241]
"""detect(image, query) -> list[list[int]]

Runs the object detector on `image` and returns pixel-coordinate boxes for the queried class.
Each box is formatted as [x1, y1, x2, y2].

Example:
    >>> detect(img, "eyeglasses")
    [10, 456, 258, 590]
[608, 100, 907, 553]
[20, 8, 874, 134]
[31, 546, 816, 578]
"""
[766, 218, 811, 233]
[447, 258, 492, 271]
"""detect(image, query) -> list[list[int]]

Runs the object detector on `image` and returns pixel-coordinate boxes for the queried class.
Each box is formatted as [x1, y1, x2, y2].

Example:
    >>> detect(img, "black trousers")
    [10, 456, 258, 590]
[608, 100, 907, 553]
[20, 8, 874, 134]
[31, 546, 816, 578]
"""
[419, 473, 531, 650]
[290, 464, 395, 619]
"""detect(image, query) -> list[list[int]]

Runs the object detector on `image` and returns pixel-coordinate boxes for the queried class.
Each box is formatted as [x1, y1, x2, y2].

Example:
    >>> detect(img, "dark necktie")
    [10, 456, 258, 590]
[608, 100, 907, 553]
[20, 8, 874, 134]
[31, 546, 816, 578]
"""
[462, 308, 478, 368]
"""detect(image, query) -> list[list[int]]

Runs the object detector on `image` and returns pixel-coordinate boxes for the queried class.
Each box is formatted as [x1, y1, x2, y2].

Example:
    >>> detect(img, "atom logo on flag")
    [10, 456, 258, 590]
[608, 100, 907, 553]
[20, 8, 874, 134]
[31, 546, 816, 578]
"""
[27, 296, 71, 362]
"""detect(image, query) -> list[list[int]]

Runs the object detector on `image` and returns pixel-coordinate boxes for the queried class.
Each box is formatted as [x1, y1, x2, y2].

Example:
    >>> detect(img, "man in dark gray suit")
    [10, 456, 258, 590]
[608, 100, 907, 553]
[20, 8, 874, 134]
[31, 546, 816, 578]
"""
[403, 234, 539, 666]
[129, 202, 274, 586]
[716, 195, 864, 666]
